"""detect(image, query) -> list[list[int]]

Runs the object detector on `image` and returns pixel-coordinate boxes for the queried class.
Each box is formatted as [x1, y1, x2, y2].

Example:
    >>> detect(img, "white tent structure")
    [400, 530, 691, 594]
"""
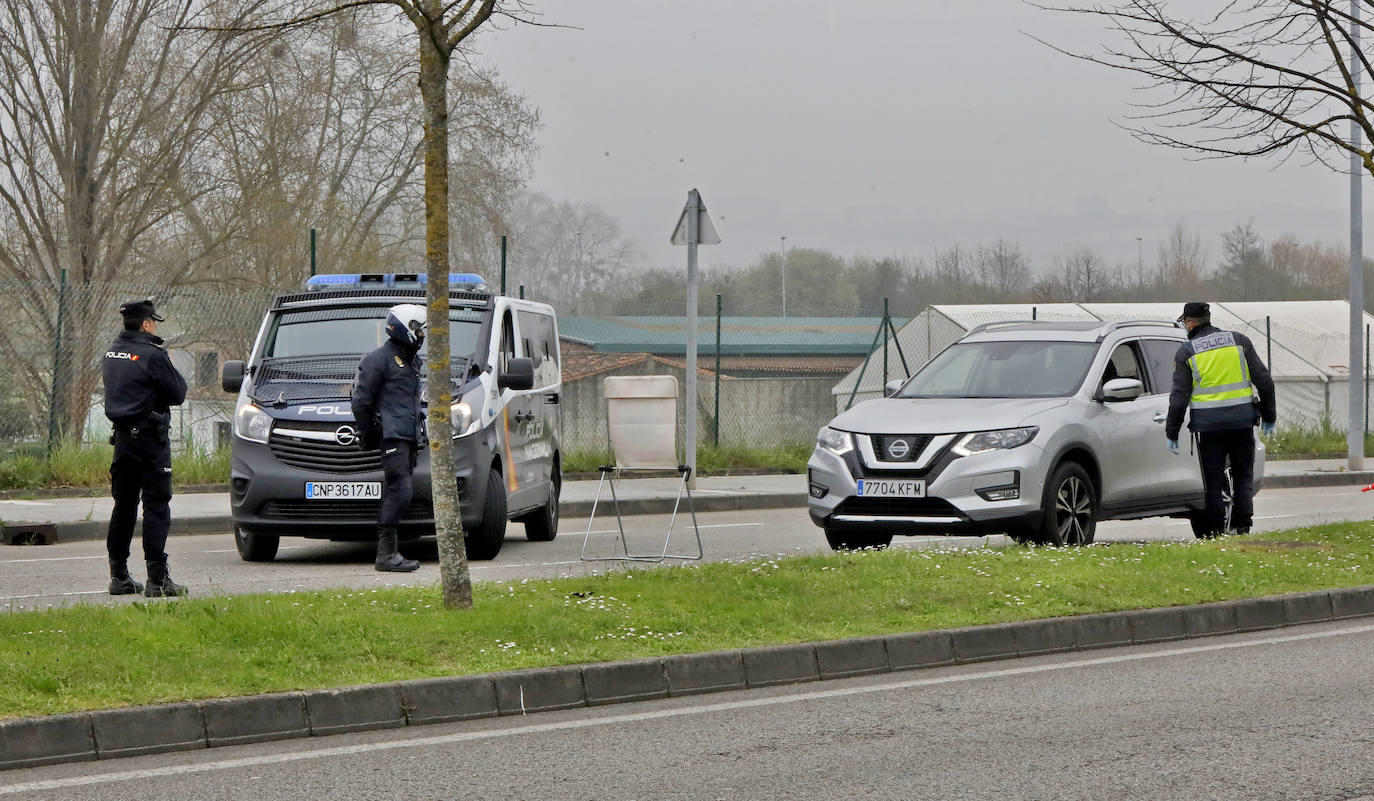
[832, 300, 1374, 432]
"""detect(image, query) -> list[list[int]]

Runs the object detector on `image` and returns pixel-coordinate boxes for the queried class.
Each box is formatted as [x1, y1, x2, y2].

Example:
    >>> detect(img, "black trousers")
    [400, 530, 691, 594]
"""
[378, 438, 418, 529]
[108, 429, 173, 563]
[1196, 427, 1256, 533]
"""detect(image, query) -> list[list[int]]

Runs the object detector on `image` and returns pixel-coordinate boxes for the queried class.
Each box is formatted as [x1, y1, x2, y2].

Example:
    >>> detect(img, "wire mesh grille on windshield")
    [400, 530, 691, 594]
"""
[248, 356, 362, 406]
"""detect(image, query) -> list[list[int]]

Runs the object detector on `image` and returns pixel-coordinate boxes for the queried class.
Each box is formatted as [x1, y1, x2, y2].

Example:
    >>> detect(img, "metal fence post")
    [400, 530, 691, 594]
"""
[714, 293, 721, 447]
[1266, 315, 1272, 374]
[46, 269, 68, 456]
[883, 298, 889, 389]
[310, 228, 317, 277]
[500, 234, 507, 296]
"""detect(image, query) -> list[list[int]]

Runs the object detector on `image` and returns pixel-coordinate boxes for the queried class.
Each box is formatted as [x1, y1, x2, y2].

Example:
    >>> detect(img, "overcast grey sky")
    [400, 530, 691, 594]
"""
[478, 1, 1369, 277]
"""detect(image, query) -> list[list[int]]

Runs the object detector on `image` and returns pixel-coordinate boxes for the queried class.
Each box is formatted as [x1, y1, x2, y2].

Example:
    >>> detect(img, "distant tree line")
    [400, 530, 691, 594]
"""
[552, 219, 1369, 318]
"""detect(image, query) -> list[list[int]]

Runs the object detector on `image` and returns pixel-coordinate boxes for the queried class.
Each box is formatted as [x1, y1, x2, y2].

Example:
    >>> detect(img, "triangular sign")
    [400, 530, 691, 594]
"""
[670, 197, 722, 246]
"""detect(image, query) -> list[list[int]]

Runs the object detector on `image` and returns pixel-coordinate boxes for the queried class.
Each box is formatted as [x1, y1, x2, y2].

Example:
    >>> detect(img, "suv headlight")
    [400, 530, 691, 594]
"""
[816, 426, 853, 455]
[234, 403, 273, 444]
[952, 426, 1038, 456]
[450, 401, 478, 437]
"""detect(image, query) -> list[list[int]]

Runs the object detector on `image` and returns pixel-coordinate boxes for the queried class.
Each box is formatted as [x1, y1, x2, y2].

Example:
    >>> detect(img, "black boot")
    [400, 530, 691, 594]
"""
[375, 527, 419, 572]
[144, 560, 188, 597]
[108, 558, 144, 596]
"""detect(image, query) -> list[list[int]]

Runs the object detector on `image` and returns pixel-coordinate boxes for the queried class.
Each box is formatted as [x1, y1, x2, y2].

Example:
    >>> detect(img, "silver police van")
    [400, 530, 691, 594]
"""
[221, 273, 562, 561]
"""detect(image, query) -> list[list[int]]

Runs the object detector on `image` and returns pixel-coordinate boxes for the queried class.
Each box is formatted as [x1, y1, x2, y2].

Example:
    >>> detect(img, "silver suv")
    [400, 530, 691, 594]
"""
[807, 319, 1265, 548]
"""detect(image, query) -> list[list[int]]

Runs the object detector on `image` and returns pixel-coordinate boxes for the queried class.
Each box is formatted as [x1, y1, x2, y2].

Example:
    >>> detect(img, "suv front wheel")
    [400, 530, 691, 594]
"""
[1025, 462, 1097, 547]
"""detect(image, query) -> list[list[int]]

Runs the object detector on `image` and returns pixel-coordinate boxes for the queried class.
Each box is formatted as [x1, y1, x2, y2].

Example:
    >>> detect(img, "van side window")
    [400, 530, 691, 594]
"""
[515, 309, 544, 368]
[499, 311, 515, 373]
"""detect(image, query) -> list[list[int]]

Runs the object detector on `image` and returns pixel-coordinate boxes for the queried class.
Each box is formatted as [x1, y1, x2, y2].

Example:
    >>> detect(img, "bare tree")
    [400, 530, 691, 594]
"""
[503, 192, 636, 312]
[0, 0, 267, 441]
[1057, 246, 1117, 299]
[218, 0, 541, 609]
[1034, 2, 1374, 176]
[1156, 222, 1209, 297]
[975, 240, 1032, 299]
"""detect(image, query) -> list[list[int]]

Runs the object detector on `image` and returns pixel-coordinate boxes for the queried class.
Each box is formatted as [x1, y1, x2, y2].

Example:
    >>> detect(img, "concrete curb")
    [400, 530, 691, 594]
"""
[3, 584, 1371, 772]
[6, 467, 1364, 545]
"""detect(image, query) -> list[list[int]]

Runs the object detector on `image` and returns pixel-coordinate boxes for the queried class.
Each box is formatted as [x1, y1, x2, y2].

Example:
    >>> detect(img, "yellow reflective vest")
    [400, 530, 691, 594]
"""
[1188, 330, 1254, 419]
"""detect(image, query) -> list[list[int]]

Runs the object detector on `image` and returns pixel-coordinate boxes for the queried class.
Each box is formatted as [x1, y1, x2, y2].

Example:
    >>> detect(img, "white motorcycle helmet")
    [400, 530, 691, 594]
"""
[385, 303, 427, 347]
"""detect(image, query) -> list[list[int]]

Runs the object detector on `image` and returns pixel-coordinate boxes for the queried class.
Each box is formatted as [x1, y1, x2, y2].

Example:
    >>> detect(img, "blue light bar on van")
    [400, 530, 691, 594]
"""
[305, 273, 487, 292]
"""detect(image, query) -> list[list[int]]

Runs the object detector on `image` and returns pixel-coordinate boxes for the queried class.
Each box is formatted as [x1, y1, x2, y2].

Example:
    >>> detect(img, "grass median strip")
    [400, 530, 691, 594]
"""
[3, 521, 1374, 720]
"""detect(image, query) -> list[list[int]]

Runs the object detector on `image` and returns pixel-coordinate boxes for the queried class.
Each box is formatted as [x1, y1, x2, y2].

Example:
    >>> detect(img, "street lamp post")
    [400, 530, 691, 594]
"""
[780, 235, 788, 318]
[1135, 236, 1143, 285]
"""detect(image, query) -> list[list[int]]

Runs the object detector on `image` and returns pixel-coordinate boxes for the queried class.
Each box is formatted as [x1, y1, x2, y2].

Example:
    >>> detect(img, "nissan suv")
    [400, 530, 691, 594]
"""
[807, 319, 1265, 549]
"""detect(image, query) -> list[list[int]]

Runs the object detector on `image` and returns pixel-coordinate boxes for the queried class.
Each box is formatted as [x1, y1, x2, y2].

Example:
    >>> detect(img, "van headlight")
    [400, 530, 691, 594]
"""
[952, 426, 1038, 457]
[234, 403, 273, 444]
[450, 401, 477, 437]
[816, 426, 853, 455]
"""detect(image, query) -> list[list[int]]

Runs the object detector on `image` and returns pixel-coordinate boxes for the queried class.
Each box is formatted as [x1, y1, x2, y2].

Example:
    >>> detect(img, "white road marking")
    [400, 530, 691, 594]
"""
[0, 500, 55, 507]
[4, 622, 1370, 794]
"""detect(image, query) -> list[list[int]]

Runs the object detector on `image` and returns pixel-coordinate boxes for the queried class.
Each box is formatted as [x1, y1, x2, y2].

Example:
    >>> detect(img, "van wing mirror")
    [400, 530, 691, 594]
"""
[883, 378, 905, 398]
[222, 360, 245, 393]
[498, 357, 534, 391]
[1100, 377, 1144, 402]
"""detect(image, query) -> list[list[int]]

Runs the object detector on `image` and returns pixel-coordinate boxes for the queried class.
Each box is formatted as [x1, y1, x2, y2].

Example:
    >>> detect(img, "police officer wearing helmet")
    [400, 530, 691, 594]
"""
[1165, 301, 1277, 537]
[102, 299, 189, 596]
[351, 304, 426, 572]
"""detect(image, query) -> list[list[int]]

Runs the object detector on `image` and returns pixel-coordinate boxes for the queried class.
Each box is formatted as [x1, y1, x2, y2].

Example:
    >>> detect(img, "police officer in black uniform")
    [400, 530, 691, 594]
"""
[351, 303, 426, 572]
[102, 299, 188, 596]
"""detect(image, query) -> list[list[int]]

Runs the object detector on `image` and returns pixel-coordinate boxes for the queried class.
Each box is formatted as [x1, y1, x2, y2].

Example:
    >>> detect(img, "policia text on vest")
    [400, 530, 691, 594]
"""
[1165, 304, 1277, 539]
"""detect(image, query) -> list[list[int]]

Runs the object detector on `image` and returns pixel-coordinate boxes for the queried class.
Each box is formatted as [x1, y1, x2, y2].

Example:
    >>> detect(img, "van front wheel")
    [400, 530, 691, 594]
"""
[234, 527, 279, 562]
[465, 467, 507, 560]
[524, 467, 559, 542]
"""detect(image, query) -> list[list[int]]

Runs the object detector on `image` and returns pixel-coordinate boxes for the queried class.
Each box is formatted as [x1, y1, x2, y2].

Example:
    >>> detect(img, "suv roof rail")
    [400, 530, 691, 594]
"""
[964, 317, 1182, 338]
[964, 320, 1042, 336]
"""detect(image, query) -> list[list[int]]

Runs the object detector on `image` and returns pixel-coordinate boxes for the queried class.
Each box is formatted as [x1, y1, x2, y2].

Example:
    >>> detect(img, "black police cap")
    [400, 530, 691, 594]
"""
[1177, 301, 1209, 322]
[118, 299, 164, 322]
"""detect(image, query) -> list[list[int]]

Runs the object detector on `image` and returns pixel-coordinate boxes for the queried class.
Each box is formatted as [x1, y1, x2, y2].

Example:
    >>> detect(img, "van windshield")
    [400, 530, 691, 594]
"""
[896, 340, 1097, 399]
[264, 306, 485, 360]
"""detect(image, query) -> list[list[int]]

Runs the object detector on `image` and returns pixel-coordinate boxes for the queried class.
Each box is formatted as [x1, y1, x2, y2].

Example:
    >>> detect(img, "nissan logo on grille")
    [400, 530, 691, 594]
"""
[886, 438, 912, 460]
[334, 425, 358, 446]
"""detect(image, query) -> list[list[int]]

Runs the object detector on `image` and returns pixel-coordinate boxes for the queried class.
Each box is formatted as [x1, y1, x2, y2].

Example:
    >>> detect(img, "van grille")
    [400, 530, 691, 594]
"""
[269, 422, 382, 473]
[258, 499, 432, 521]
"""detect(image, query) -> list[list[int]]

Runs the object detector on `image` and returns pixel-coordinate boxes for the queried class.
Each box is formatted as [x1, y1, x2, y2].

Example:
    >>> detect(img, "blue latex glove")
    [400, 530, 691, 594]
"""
[1260, 421, 1275, 436]
[1167, 439, 1179, 455]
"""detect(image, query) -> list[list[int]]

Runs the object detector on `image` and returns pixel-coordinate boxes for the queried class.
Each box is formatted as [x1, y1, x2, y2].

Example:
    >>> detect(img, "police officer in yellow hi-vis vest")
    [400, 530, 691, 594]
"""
[1165, 301, 1277, 537]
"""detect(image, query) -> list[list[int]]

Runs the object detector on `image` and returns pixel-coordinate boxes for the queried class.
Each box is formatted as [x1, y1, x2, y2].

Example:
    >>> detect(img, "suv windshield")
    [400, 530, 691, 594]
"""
[264, 306, 485, 359]
[897, 340, 1097, 398]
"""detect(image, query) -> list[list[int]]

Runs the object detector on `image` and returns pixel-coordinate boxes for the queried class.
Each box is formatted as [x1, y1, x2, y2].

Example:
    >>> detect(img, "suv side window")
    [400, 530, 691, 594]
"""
[1101, 341, 1143, 391]
[1141, 338, 1182, 396]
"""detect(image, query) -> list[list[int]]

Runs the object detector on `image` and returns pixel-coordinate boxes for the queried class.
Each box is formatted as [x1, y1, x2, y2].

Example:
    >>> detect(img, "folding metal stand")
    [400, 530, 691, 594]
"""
[579, 375, 704, 563]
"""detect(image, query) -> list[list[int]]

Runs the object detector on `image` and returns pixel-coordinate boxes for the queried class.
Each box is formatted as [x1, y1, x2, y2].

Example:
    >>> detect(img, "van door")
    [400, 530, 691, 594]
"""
[516, 309, 559, 507]
[493, 308, 535, 511]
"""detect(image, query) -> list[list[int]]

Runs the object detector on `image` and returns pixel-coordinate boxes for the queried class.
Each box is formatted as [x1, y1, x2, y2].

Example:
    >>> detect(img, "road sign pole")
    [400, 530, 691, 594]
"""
[685, 190, 700, 488]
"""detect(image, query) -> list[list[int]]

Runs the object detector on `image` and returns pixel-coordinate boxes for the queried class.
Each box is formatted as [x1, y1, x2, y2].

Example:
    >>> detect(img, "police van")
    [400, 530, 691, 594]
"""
[221, 273, 562, 562]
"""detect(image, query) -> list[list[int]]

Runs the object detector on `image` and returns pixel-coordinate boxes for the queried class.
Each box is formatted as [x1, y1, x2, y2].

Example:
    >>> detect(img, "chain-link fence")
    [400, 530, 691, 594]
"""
[12, 281, 1366, 462]
[0, 276, 277, 454]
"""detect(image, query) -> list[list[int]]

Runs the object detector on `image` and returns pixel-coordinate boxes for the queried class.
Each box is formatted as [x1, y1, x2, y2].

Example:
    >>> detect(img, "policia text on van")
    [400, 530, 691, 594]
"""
[221, 273, 563, 562]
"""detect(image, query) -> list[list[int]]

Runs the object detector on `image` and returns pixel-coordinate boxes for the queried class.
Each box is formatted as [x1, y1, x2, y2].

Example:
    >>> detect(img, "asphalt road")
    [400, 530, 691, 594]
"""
[3, 620, 1372, 800]
[2, 484, 1371, 612]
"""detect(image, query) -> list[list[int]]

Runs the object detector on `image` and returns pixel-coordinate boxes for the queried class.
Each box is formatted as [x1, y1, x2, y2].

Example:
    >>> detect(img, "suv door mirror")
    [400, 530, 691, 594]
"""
[883, 378, 905, 398]
[498, 357, 534, 391]
[1101, 377, 1144, 402]
[222, 360, 245, 393]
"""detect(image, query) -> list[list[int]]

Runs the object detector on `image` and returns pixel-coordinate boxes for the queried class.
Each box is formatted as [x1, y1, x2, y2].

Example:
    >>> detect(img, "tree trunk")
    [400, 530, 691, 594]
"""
[418, 25, 473, 610]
